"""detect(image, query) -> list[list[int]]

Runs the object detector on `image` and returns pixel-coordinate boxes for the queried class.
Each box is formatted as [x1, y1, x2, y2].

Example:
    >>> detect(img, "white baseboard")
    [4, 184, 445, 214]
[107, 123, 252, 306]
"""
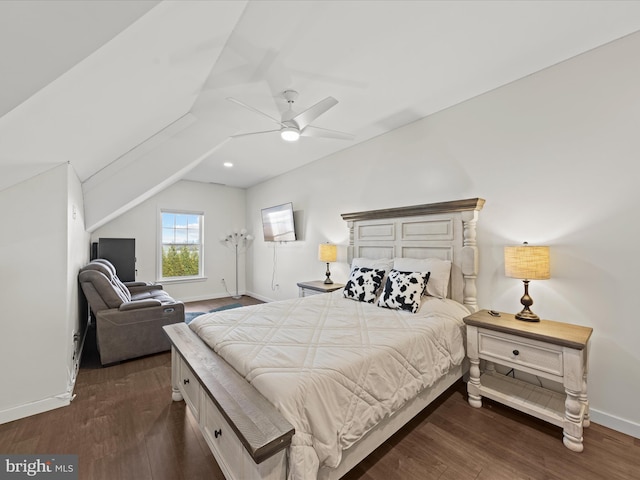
[590, 408, 640, 439]
[180, 292, 241, 303]
[0, 396, 70, 425]
[245, 290, 275, 303]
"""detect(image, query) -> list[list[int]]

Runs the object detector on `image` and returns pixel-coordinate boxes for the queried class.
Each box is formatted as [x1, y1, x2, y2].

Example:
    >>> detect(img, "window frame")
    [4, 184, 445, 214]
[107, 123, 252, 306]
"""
[158, 209, 205, 282]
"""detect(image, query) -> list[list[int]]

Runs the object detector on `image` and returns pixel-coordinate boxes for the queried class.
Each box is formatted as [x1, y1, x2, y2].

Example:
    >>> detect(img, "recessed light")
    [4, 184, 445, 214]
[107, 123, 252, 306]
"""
[223, 162, 233, 168]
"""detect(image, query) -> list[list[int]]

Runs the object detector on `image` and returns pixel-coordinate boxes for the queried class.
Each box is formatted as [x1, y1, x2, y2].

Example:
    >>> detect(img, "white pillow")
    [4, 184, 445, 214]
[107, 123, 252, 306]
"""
[393, 257, 452, 298]
[351, 257, 393, 272]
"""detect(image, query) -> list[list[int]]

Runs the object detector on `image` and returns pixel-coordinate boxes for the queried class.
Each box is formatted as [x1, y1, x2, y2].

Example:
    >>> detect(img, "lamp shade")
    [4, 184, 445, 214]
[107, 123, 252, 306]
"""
[504, 244, 550, 280]
[318, 243, 337, 263]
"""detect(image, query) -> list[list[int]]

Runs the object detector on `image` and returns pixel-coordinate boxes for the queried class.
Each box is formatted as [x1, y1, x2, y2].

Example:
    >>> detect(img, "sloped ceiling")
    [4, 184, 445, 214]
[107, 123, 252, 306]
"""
[1, 1, 639, 231]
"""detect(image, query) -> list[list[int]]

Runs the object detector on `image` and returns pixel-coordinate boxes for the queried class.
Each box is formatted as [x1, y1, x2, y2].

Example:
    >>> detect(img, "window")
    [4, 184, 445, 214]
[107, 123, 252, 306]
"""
[160, 210, 204, 280]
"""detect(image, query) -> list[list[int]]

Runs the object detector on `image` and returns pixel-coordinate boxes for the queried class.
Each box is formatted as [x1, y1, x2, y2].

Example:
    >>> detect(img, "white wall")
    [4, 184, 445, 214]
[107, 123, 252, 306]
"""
[246, 32, 640, 437]
[91, 180, 247, 302]
[67, 165, 91, 379]
[0, 163, 89, 423]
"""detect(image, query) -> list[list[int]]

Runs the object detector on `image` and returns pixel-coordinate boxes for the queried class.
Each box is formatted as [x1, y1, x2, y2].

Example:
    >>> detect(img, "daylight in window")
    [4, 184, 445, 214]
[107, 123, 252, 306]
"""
[161, 211, 203, 279]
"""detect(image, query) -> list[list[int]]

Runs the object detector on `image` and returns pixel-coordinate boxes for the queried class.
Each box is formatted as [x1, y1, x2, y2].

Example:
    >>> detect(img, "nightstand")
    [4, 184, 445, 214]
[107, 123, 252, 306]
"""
[463, 309, 593, 452]
[297, 280, 344, 297]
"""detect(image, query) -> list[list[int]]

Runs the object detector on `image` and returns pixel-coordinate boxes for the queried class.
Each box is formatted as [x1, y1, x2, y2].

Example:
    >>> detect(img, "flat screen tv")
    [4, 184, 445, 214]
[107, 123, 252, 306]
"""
[261, 202, 296, 242]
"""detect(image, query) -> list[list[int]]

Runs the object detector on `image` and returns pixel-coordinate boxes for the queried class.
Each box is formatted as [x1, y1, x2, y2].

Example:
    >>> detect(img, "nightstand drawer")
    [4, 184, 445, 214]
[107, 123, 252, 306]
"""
[478, 330, 564, 377]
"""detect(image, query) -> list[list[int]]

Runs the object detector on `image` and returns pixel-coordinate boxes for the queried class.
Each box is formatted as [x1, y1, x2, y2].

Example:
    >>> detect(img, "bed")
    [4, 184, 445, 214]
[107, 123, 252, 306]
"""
[163, 197, 485, 480]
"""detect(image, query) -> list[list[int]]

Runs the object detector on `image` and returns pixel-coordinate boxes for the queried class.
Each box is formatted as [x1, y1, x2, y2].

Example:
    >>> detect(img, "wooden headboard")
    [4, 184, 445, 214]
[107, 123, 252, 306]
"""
[341, 198, 485, 311]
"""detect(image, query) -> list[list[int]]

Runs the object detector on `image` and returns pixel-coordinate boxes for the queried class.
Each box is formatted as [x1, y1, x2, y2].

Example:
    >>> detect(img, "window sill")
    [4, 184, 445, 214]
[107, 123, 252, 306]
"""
[158, 276, 208, 285]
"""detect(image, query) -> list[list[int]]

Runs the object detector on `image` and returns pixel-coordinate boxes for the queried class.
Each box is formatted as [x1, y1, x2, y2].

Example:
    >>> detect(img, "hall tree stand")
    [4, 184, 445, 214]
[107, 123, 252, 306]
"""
[463, 309, 593, 452]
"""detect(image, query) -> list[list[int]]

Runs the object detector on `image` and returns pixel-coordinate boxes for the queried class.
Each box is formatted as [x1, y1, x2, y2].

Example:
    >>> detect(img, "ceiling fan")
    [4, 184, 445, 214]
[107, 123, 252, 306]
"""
[227, 90, 353, 142]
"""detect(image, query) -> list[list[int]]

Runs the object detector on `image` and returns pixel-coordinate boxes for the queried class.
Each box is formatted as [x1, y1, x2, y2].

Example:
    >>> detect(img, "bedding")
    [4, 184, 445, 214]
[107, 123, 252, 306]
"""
[393, 257, 452, 298]
[350, 257, 393, 272]
[189, 291, 469, 479]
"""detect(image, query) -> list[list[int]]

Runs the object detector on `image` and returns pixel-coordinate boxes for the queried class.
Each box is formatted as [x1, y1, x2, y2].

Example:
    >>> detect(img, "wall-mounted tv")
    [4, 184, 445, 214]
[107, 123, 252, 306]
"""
[261, 202, 297, 242]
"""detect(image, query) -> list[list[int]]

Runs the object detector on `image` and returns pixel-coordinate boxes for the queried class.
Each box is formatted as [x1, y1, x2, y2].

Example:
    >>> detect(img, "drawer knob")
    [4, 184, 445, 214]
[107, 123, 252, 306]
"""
[512, 349, 520, 356]
[214, 429, 222, 438]
[183, 378, 190, 385]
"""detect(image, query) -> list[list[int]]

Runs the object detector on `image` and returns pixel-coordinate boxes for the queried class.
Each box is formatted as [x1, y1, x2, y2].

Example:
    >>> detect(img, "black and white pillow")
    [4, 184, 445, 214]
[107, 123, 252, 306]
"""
[377, 269, 430, 313]
[343, 267, 386, 303]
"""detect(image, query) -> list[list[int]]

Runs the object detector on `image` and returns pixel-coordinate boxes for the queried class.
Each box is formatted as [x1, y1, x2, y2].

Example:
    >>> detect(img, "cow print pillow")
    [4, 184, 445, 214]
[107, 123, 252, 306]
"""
[343, 267, 386, 303]
[377, 269, 431, 313]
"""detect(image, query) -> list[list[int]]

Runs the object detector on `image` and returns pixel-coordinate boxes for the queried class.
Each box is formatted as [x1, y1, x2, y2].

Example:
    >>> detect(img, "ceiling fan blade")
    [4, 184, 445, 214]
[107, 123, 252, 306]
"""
[230, 129, 281, 139]
[291, 96, 338, 130]
[301, 125, 354, 141]
[227, 97, 284, 126]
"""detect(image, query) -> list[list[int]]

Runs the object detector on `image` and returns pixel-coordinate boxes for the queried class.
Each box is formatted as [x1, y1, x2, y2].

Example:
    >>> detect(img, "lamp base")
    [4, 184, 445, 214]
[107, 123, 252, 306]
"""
[324, 262, 333, 284]
[514, 280, 540, 321]
[515, 308, 540, 322]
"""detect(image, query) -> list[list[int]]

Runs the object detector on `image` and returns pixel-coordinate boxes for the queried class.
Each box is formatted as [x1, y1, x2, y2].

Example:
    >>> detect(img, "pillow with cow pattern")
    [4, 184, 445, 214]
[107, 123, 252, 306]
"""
[343, 267, 386, 303]
[377, 269, 431, 313]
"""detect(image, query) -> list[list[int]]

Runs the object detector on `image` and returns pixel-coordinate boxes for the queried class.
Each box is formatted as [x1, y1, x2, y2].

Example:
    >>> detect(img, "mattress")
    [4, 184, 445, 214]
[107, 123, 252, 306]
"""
[189, 291, 469, 479]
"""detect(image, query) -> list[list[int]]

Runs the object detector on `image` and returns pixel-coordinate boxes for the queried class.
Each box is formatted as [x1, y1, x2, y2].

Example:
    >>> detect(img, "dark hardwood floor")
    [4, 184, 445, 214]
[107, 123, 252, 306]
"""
[1, 295, 638, 479]
[184, 295, 264, 313]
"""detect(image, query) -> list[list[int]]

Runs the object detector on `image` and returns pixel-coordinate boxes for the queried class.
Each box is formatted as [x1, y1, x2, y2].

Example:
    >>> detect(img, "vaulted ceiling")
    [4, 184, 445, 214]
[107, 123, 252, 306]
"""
[1, 1, 639, 231]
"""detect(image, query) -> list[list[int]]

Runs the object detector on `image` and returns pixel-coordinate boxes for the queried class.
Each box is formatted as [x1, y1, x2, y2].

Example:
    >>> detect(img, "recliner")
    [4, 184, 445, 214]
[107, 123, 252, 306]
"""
[79, 259, 184, 365]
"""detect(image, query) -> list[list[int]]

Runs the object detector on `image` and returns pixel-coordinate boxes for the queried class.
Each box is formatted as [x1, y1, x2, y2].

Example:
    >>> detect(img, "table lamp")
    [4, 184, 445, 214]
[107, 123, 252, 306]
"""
[504, 242, 550, 322]
[318, 243, 337, 284]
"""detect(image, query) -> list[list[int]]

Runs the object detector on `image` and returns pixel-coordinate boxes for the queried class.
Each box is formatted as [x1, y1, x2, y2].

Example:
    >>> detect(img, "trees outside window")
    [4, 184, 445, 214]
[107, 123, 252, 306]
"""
[160, 211, 203, 279]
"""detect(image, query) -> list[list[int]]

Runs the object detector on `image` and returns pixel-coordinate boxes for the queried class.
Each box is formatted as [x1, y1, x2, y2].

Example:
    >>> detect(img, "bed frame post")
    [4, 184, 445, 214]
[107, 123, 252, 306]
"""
[170, 346, 183, 402]
[461, 209, 480, 312]
[346, 220, 355, 265]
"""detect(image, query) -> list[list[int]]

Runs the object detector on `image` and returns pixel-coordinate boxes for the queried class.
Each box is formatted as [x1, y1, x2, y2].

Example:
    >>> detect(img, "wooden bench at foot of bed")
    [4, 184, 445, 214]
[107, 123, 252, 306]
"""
[164, 323, 294, 480]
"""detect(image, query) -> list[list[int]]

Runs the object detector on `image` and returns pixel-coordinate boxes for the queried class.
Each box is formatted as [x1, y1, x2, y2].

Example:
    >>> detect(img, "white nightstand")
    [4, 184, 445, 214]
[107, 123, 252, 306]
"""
[463, 309, 593, 452]
[297, 280, 344, 297]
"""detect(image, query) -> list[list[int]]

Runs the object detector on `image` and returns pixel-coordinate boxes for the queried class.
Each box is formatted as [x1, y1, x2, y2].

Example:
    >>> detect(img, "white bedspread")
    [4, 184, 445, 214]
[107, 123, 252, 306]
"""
[189, 292, 469, 479]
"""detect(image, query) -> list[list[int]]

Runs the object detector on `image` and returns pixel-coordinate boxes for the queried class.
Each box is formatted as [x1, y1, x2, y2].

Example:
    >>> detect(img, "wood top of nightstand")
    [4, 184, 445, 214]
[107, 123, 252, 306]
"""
[463, 309, 593, 350]
[297, 280, 345, 292]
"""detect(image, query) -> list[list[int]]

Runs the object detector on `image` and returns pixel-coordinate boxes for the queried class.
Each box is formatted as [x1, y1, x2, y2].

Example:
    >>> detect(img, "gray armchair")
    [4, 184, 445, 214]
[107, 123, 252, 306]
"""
[79, 259, 184, 365]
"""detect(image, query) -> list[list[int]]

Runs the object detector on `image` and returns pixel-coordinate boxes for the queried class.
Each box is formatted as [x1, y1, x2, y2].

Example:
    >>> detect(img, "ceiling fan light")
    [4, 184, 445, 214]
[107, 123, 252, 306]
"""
[281, 127, 300, 142]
